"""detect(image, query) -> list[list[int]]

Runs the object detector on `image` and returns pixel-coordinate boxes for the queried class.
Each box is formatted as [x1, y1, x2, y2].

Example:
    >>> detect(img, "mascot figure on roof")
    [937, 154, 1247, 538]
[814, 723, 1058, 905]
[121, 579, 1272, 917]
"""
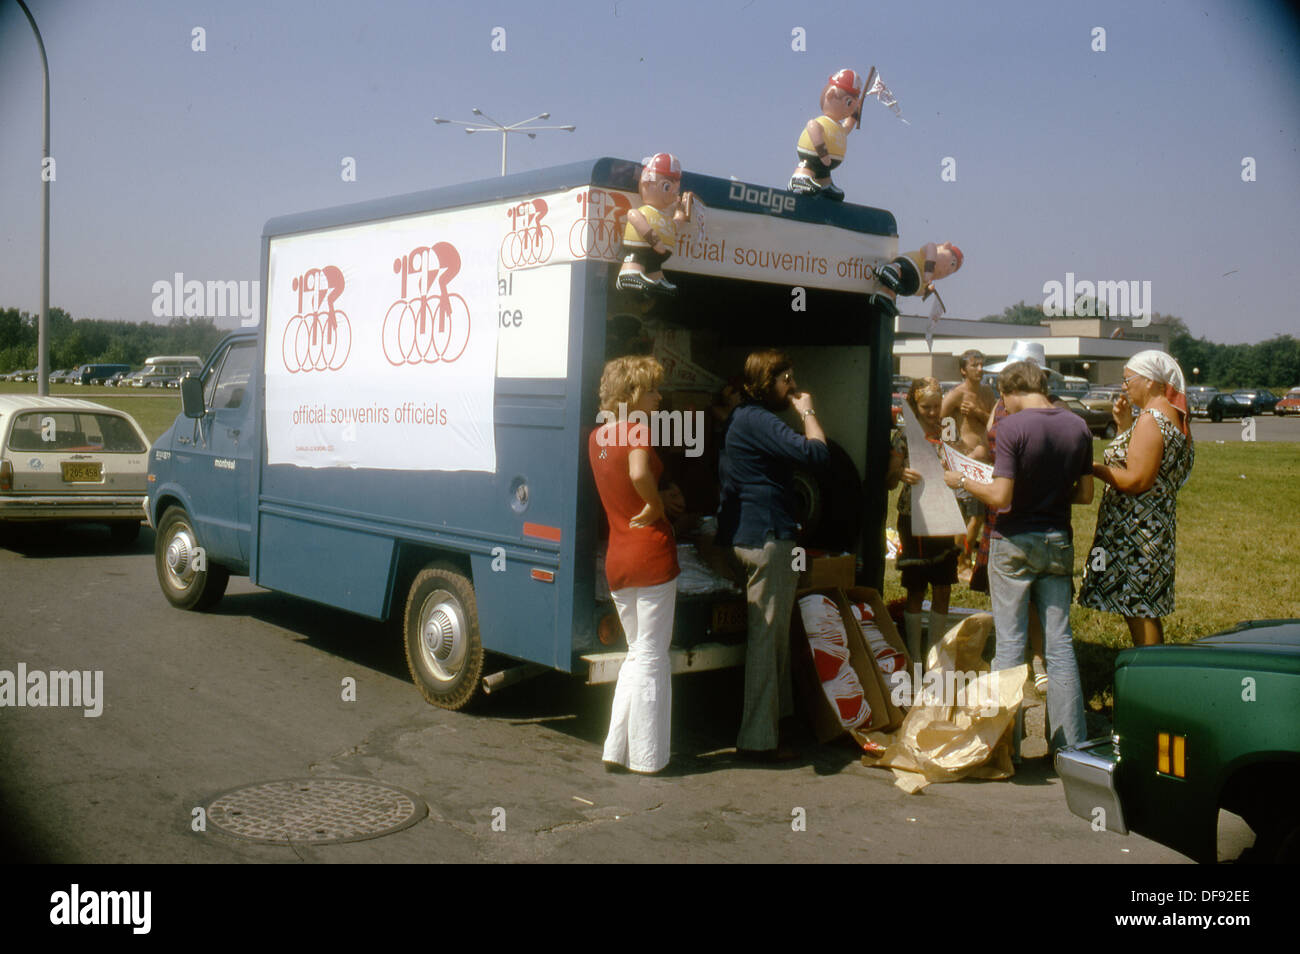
[616, 153, 699, 297]
[789, 69, 864, 201]
[870, 242, 964, 315]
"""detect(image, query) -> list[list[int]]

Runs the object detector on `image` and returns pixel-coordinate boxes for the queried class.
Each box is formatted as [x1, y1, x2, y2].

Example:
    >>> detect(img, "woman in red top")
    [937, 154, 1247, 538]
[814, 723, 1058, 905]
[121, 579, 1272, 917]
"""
[588, 356, 680, 774]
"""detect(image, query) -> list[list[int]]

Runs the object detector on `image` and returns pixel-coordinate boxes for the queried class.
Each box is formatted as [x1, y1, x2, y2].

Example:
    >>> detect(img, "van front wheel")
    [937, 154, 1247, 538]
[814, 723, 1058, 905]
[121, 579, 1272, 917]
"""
[155, 506, 229, 611]
[403, 565, 483, 710]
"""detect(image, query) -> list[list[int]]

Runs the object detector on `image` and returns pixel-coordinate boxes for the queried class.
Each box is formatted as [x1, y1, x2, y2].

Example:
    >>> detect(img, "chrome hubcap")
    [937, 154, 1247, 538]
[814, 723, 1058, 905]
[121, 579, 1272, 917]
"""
[165, 527, 197, 588]
[419, 590, 466, 684]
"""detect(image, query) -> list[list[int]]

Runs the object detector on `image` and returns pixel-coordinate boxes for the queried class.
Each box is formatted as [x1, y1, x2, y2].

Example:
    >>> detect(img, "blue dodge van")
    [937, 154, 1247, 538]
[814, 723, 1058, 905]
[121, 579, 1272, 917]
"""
[146, 158, 900, 709]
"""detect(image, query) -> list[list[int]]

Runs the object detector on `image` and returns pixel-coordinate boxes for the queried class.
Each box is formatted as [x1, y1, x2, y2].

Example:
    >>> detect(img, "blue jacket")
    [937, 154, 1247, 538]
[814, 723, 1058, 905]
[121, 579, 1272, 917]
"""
[716, 403, 830, 548]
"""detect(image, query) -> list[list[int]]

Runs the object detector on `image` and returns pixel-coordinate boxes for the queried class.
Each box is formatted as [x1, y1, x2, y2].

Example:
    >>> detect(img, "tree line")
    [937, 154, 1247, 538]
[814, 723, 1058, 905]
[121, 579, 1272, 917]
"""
[0, 308, 228, 374]
[3, 302, 1296, 391]
[980, 302, 1299, 390]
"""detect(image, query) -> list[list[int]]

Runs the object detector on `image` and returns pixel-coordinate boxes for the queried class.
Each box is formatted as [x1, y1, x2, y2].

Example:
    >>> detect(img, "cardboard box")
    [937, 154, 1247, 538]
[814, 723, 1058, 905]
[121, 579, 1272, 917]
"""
[797, 552, 855, 591]
[790, 587, 901, 743]
[841, 586, 910, 731]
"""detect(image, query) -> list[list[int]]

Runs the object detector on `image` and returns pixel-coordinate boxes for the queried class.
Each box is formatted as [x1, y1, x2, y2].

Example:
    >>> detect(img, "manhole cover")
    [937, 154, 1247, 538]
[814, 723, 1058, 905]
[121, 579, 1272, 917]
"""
[206, 778, 427, 845]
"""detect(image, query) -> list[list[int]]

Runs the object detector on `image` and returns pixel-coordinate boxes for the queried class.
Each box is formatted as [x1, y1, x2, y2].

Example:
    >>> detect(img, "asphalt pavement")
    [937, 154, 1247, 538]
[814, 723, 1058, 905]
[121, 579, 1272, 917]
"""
[1186, 413, 1299, 442]
[0, 524, 1208, 864]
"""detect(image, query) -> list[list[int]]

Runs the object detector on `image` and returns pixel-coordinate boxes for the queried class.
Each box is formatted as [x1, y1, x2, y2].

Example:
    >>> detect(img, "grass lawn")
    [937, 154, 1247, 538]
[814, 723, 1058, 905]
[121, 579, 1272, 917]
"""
[0, 381, 183, 441]
[882, 437, 1300, 709]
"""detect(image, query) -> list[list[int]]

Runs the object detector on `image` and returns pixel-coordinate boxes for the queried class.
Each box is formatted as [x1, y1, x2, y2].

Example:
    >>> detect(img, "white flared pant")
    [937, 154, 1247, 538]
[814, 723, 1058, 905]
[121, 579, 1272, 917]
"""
[603, 578, 677, 773]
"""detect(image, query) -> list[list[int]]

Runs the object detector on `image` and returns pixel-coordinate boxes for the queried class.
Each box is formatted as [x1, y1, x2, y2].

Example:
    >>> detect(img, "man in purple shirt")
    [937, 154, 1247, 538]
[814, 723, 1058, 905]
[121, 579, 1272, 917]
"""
[944, 361, 1093, 752]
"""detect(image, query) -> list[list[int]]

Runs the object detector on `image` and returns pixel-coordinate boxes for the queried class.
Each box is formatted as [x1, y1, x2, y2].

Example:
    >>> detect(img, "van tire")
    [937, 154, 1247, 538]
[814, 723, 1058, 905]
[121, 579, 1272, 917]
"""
[155, 506, 229, 611]
[794, 440, 863, 553]
[790, 468, 824, 542]
[403, 564, 483, 710]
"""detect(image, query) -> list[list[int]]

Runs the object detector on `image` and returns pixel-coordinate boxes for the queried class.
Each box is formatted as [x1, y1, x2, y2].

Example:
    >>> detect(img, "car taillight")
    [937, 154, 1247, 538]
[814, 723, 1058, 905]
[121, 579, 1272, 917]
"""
[1157, 731, 1186, 778]
[0, 459, 12, 491]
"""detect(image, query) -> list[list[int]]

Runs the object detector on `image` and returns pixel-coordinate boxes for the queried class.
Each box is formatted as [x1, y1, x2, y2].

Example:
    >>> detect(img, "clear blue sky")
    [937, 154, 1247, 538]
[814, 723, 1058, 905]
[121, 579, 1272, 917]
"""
[2, 0, 1298, 343]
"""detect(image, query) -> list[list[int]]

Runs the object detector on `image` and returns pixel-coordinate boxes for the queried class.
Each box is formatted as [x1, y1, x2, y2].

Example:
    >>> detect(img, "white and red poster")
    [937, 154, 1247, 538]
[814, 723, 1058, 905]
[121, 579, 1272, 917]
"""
[265, 203, 501, 472]
[942, 444, 994, 485]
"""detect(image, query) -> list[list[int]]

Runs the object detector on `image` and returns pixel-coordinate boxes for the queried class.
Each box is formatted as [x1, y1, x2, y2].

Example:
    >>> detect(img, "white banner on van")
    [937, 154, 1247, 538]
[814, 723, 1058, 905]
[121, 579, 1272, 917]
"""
[664, 203, 892, 293]
[499, 185, 895, 295]
[265, 203, 500, 472]
[494, 263, 570, 379]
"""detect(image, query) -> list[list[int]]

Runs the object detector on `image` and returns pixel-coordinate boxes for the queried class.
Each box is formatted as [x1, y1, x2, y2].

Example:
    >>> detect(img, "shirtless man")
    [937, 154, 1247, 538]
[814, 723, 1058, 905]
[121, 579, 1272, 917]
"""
[941, 350, 997, 572]
[942, 349, 997, 460]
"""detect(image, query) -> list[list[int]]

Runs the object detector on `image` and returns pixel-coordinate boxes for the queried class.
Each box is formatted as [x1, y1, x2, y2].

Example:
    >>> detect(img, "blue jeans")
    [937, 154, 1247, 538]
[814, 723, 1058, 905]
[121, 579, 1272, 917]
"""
[989, 530, 1087, 752]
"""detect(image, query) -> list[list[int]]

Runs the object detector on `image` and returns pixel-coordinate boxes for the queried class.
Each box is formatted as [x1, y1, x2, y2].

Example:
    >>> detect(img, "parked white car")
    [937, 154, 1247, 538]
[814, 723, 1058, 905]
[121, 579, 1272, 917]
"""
[0, 396, 151, 544]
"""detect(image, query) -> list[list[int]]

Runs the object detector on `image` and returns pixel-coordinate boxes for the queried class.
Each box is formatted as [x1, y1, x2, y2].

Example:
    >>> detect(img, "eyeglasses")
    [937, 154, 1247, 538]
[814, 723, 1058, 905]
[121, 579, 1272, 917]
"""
[1122, 375, 1142, 387]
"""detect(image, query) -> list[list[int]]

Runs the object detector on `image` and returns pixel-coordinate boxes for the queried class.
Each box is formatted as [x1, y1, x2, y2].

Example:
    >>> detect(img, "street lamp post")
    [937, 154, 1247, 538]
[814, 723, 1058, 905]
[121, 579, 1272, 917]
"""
[17, 0, 51, 397]
[433, 109, 575, 176]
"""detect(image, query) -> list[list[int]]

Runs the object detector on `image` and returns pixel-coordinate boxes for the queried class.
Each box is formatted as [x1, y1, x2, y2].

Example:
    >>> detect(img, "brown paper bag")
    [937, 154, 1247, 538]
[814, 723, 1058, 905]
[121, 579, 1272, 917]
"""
[860, 613, 1025, 793]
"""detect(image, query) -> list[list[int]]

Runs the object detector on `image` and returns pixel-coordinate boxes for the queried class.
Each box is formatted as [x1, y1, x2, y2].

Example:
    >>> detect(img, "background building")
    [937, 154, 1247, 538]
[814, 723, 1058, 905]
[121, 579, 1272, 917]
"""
[893, 314, 1171, 384]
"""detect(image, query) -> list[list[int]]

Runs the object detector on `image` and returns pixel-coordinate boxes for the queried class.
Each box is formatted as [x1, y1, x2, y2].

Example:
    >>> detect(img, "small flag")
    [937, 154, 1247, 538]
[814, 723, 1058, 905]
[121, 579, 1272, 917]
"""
[864, 66, 910, 125]
[928, 290, 946, 319]
[924, 289, 945, 351]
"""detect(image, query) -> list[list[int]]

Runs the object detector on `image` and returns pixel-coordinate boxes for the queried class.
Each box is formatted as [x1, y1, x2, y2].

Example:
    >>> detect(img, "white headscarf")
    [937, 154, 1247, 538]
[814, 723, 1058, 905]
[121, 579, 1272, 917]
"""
[1126, 350, 1189, 433]
[1126, 350, 1185, 393]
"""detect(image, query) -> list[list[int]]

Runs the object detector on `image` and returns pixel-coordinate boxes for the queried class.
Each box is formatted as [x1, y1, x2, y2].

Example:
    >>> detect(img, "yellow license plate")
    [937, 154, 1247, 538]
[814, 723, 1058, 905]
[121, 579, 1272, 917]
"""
[711, 601, 747, 635]
[61, 462, 102, 482]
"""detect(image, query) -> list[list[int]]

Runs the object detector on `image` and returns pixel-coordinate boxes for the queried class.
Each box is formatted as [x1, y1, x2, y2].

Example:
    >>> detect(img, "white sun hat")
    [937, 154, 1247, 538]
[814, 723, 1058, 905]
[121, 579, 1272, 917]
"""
[984, 339, 1048, 373]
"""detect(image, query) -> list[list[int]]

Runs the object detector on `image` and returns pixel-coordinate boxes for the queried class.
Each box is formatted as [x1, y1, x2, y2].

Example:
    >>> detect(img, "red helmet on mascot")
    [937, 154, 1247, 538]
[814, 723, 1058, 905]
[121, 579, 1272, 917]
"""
[641, 153, 681, 181]
[821, 69, 863, 109]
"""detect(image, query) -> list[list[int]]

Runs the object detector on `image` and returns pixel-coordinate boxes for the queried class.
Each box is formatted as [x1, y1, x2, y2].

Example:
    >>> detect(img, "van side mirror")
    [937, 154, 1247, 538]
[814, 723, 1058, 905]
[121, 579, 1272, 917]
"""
[181, 374, 206, 418]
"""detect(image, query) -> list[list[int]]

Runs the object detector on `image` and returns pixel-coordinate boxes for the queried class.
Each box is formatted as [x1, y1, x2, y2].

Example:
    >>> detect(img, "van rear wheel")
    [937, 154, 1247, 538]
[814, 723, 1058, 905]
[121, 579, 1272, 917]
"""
[403, 564, 483, 710]
[155, 506, 229, 611]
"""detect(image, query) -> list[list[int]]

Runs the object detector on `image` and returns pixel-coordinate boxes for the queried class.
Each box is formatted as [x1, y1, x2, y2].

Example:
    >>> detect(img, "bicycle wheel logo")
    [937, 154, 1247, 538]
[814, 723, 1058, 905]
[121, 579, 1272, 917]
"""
[499, 198, 554, 269]
[569, 188, 631, 260]
[283, 266, 351, 373]
[382, 242, 471, 366]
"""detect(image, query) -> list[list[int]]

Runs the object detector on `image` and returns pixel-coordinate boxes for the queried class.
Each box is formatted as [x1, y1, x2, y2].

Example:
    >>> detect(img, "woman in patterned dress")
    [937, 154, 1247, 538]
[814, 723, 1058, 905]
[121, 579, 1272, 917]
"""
[1079, 351, 1195, 646]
